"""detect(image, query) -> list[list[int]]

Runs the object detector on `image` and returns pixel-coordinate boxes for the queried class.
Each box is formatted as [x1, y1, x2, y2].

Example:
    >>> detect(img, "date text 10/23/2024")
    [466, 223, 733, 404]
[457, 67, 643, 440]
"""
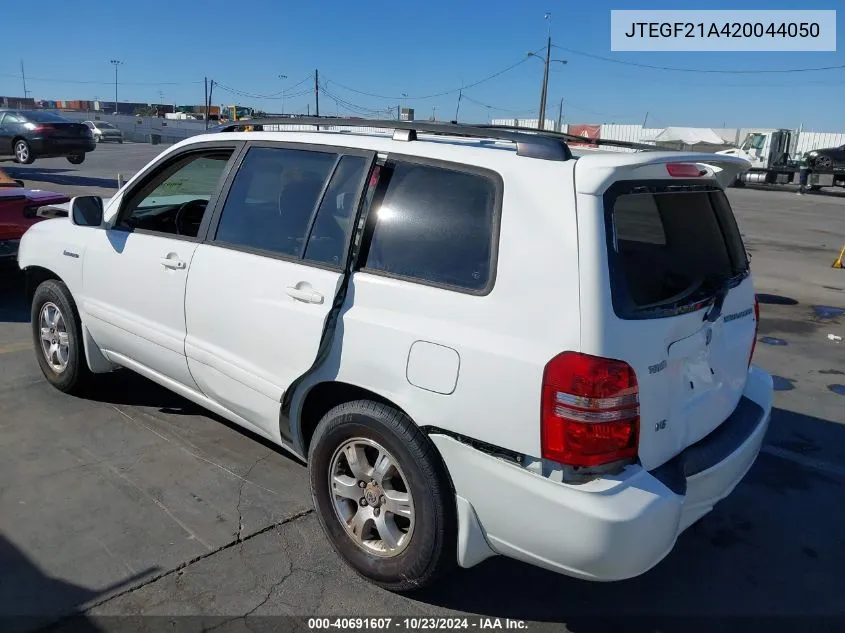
[307, 618, 528, 630]
[609, 10, 836, 52]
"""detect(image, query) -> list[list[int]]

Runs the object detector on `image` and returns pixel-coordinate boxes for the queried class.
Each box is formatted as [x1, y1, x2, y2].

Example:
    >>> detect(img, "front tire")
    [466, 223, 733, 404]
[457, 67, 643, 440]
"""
[31, 280, 92, 394]
[308, 400, 457, 592]
[14, 139, 34, 164]
[67, 154, 85, 165]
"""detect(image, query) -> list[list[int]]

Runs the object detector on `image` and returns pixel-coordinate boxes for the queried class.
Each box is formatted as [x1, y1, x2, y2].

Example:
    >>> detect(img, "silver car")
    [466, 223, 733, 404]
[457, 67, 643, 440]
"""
[83, 120, 123, 143]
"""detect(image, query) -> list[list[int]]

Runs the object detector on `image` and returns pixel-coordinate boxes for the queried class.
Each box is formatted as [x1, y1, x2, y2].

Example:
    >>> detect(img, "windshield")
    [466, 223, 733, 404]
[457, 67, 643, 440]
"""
[606, 184, 749, 317]
[23, 111, 70, 123]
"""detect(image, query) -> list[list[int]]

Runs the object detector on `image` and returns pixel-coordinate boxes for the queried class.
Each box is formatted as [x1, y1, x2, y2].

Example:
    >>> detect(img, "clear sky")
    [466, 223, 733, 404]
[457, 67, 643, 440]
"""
[1, 0, 843, 130]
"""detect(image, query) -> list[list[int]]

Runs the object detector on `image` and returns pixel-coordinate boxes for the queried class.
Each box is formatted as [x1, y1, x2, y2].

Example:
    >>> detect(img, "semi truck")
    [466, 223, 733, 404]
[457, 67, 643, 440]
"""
[717, 128, 845, 189]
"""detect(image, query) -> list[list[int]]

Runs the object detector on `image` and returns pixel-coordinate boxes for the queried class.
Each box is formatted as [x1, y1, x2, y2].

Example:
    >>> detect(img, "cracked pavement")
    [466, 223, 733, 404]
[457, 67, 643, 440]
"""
[0, 166, 844, 631]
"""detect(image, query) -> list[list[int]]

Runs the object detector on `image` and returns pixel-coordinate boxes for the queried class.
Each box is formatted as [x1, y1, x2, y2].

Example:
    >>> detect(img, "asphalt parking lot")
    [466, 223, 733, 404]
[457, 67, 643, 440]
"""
[1, 147, 844, 632]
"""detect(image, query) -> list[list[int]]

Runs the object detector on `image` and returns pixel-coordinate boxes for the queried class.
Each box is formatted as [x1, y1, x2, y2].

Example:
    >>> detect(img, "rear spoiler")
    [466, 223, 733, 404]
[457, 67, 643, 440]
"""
[575, 152, 753, 194]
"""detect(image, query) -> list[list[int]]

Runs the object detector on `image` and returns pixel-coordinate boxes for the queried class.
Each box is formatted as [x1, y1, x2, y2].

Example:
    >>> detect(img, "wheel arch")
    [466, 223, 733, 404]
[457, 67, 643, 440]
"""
[24, 265, 113, 374]
[293, 381, 411, 458]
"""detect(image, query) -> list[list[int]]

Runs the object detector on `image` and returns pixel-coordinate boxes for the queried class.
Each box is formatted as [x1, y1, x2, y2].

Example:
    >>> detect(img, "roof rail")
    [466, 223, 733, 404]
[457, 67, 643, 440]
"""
[475, 124, 667, 152]
[209, 117, 573, 161]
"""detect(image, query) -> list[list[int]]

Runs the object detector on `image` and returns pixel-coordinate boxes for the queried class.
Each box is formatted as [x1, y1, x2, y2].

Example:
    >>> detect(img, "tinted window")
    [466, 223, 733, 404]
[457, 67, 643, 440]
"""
[304, 155, 369, 267]
[610, 188, 749, 309]
[363, 162, 497, 291]
[2, 112, 24, 124]
[120, 151, 233, 237]
[215, 147, 336, 257]
[22, 111, 69, 123]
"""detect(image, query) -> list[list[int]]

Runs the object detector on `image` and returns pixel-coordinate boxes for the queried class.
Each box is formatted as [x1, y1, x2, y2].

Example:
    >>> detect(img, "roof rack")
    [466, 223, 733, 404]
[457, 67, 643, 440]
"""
[209, 117, 573, 161]
[475, 124, 666, 152]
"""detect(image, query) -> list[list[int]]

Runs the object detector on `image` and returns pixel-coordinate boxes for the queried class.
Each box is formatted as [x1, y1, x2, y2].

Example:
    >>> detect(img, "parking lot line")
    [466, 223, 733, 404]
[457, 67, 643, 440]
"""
[0, 341, 31, 355]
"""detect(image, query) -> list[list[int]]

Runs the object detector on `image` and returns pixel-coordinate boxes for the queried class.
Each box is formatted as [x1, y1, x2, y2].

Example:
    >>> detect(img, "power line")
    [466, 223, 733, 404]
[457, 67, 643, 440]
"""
[552, 45, 845, 74]
[460, 93, 536, 115]
[215, 80, 313, 100]
[320, 85, 397, 116]
[326, 49, 544, 101]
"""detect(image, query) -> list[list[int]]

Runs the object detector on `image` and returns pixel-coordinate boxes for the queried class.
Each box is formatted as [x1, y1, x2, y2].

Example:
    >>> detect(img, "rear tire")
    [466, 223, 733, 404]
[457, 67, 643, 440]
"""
[14, 139, 34, 164]
[308, 400, 457, 592]
[31, 280, 93, 394]
[67, 154, 85, 165]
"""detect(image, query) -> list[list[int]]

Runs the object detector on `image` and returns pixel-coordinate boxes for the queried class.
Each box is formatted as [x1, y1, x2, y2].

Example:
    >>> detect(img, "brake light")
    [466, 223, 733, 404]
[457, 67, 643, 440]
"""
[541, 352, 640, 468]
[749, 296, 760, 367]
[666, 163, 706, 178]
[24, 123, 56, 134]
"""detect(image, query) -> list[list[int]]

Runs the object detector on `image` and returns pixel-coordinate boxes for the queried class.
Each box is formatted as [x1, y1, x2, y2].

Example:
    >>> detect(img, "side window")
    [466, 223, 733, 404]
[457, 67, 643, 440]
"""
[214, 147, 337, 257]
[363, 162, 497, 292]
[303, 155, 369, 267]
[3, 113, 24, 124]
[119, 150, 233, 237]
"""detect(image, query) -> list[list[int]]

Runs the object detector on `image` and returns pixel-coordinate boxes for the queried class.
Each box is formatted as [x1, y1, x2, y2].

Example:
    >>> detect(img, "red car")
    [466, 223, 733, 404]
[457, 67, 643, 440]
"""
[0, 179, 69, 260]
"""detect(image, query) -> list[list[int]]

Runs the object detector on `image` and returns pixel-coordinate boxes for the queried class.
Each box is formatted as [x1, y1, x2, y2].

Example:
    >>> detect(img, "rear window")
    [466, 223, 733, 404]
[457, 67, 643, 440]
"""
[606, 184, 748, 316]
[22, 111, 69, 123]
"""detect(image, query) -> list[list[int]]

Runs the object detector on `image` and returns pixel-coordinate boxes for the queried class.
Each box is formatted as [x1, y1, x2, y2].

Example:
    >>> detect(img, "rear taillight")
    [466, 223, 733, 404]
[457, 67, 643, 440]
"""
[749, 296, 760, 367]
[541, 352, 640, 468]
[666, 163, 706, 178]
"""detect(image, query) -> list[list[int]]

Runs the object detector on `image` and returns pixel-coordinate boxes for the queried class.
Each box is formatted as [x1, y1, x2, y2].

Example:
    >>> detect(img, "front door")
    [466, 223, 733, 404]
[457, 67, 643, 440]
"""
[184, 144, 373, 441]
[81, 144, 240, 388]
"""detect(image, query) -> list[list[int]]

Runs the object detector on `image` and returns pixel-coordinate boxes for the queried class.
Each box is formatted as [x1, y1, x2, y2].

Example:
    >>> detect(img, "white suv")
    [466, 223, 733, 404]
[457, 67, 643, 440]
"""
[16, 119, 772, 590]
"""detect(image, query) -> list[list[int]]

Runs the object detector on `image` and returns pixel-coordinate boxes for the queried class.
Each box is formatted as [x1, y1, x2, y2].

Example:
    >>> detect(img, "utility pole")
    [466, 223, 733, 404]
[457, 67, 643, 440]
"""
[208, 79, 214, 123]
[642, 111, 649, 128]
[204, 77, 209, 130]
[397, 105, 400, 121]
[556, 97, 564, 132]
[455, 88, 462, 122]
[110, 59, 123, 114]
[20, 60, 29, 100]
[314, 69, 320, 117]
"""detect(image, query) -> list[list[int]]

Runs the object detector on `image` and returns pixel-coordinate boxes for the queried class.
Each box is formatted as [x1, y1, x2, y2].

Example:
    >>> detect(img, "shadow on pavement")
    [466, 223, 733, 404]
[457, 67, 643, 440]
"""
[78, 370, 303, 465]
[0, 535, 155, 633]
[3, 167, 118, 190]
[408, 406, 845, 631]
[0, 264, 28, 323]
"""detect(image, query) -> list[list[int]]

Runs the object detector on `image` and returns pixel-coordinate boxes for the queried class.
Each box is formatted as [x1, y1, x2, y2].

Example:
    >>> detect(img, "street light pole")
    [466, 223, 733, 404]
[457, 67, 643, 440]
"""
[110, 59, 123, 114]
[528, 51, 567, 131]
[278, 74, 287, 115]
[538, 37, 551, 130]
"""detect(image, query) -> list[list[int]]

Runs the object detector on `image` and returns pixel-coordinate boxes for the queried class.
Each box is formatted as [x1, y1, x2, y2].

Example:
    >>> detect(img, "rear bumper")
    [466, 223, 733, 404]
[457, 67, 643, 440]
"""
[29, 137, 96, 156]
[432, 365, 773, 581]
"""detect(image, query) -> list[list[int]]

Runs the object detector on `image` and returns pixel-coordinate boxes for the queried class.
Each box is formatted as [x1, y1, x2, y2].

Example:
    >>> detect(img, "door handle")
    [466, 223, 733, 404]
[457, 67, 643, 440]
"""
[285, 285, 324, 304]
[160, 257, 186, 270]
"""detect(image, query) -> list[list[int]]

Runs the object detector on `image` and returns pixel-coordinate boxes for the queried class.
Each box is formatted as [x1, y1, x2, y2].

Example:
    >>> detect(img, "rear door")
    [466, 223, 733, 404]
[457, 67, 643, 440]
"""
[184, 143, 374, 442]
[580, 162, 757, 470]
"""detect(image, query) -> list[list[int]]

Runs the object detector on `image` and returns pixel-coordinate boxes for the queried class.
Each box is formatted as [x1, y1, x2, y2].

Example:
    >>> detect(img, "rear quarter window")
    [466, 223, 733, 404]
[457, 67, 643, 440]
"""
[362, 161, 499, 293]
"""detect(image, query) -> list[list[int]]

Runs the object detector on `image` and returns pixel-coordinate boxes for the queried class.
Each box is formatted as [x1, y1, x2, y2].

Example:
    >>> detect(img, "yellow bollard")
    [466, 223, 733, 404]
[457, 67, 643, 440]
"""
[834, 245, 845, 269]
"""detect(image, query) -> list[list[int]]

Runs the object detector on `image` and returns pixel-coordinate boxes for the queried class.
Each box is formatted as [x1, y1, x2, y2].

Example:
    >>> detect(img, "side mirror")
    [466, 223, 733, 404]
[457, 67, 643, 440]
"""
[70, 196, 104, 227]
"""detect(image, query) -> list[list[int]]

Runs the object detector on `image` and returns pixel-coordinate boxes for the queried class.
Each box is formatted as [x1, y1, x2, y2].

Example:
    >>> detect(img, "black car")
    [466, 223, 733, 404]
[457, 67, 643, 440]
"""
[806, 144, 845, 170]
[0, 110, 96, 165]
